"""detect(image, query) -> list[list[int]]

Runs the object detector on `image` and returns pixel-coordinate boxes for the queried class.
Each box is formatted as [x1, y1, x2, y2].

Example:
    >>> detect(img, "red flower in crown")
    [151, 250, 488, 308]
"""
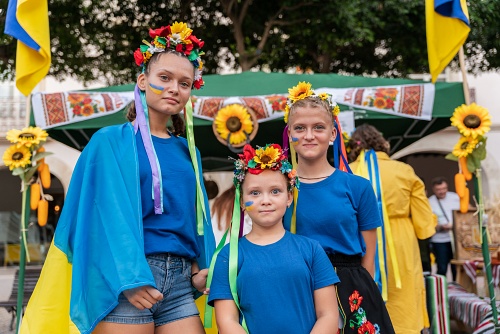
[134, 49, 144, 66]
[239, 144, 256, 164]
[176, 43, 194, 55]
[193, 79, 204, 90]
[189, 35, 205, 49]
[149, 26, 171, 39]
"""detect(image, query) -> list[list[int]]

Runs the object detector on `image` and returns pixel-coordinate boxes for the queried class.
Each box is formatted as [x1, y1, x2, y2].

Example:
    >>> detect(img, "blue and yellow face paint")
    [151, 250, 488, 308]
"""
[149, 83, 165, 95]
[244, 201, 254, 211]
[291, 137, 299, 145]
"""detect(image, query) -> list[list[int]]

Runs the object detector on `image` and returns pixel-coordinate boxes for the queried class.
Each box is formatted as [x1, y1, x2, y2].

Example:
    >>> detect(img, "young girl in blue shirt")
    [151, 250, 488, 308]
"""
[209, 143, 339, 334]
[283, 82, 395, 334]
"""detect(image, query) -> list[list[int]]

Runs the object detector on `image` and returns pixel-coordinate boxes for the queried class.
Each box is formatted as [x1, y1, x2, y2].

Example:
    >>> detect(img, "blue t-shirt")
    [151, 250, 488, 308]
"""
[284, 170, 381, 256]
[208, 231, 339, 334]
[137, 132, 199, 258]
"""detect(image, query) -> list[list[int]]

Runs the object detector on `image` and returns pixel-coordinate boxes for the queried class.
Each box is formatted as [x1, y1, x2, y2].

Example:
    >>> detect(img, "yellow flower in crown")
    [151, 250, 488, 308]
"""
[169, 21, 193, 44]
[214, 104, 254, 145]
[452, 136, 479, 158]
[288, 82, 314, 102]
[254, 145, 281, 169]
[6, 126, 48, 148]
[451, 103, 491, 139]
[2, 145, 32, 170]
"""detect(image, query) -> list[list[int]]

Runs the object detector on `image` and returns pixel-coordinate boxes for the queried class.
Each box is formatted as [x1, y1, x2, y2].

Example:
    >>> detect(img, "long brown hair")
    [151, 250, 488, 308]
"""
[348, 123, 390, 162]
[211, 185, 236, 231]
[126, 51, 193, 136]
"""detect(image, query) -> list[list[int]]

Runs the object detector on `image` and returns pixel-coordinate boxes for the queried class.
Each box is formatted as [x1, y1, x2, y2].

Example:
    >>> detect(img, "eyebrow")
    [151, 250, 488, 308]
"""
[157, 69, 193, 82]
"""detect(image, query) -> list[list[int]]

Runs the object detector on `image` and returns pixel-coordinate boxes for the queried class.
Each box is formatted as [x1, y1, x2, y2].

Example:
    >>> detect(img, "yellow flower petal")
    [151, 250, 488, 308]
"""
[214, 104, 254, 145]
[452, 136, 478, 158]
[451, 103, 491, 139]
[6, 126, 48, 148]
[2, 145, 32, 170]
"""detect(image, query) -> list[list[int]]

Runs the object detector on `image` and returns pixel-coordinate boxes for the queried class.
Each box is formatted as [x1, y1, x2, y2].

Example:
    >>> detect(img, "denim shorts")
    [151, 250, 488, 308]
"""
[101, 254, 200, 326]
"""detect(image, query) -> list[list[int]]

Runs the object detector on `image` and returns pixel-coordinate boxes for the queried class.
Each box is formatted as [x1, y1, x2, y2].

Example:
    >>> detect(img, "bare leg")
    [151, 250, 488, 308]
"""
[155, 316, 205, 334]
[93, 321, 155, 334]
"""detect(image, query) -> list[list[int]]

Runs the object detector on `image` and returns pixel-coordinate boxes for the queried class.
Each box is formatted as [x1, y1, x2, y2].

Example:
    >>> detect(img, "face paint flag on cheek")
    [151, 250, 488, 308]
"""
[291, 137, 299, 145]
[149, 83, 165, 95]
[244, 201, 254, 211]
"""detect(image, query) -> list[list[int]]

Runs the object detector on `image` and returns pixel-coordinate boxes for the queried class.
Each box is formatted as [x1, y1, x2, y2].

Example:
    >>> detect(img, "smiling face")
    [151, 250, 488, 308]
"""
[287, 103, 336, 163]
[137, 52, 194, 117]
[241, 169, 293, 230]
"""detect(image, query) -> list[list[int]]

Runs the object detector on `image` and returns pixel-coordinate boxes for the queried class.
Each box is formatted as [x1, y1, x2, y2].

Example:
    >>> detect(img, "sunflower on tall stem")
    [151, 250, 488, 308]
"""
[447, 102, 499, 331]
[2, 126, 53, 262]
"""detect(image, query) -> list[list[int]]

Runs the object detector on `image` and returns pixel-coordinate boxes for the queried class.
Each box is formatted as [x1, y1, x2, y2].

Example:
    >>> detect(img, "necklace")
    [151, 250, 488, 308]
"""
[298, 175, 330, 180]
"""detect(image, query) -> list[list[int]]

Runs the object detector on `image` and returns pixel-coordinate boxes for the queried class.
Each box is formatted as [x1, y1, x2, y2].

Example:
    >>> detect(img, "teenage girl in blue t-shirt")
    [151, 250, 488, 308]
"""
[94, 22, 213, 334]
[209, 144, 339, 334]
[283, 82, 395, 334]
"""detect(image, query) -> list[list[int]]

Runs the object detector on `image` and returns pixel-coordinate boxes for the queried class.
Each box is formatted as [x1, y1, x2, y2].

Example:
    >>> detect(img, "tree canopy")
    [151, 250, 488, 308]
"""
[0, 0, 499, 85]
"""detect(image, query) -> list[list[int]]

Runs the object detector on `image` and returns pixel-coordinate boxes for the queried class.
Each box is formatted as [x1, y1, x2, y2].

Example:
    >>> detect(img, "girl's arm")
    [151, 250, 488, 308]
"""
[214, 299, 247, 334]
[361, 228, 377, 278]
[191, 261, 209, 294]
[310, 285, 339, 334]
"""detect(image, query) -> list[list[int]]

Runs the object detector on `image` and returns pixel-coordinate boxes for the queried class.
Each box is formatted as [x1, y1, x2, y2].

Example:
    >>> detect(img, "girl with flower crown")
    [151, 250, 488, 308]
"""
[282, 82, 395, 334]
[209, 143, 339, 334]
[20, 22, 214, 334]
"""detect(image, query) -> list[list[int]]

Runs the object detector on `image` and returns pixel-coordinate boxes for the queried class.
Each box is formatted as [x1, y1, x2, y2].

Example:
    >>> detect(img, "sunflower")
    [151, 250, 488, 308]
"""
[451, 103, 491, 139]
[254, 145, 281, 168]
[214, 104, 254, 145]
[287, 81, 313, 102]
[170, 21, 193, 44]
[3, 145, 32, 170]
[452, 136, 479, 158]
[6, 126, 48, 148]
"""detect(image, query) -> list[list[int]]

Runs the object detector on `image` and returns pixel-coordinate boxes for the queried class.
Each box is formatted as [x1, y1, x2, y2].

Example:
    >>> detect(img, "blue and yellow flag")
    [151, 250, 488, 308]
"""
[426, 0, 470, 83]
[4, 0, 51, 96]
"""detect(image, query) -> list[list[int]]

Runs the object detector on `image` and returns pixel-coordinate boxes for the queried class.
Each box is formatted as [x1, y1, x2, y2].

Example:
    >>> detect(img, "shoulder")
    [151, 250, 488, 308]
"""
[92, 123, 131, 138]
[448, 192, 460, 201]
[287, 232, 323, 251]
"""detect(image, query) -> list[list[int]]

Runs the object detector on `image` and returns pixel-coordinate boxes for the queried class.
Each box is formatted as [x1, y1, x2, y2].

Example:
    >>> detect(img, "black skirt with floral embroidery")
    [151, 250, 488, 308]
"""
[328, 253, 395, 334]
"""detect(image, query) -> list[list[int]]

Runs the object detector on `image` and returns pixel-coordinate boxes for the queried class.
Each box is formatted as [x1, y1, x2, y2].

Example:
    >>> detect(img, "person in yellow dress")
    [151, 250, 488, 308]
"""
[348, 124, 435, 334]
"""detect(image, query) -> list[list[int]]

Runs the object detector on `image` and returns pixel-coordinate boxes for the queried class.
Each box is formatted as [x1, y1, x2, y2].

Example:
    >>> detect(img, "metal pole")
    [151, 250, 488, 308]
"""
[15, 187, 30, 333]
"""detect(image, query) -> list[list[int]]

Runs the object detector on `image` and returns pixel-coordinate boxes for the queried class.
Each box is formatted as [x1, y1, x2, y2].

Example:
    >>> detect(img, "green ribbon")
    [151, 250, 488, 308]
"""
[229, 185, 248, 332]
[204, 228, 229, 328]
[185, 98, 206, 235]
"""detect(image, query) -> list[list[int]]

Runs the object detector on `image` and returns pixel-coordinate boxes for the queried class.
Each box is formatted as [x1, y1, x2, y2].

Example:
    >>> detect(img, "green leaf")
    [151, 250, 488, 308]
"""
[33, 151, 53, 162]
[11, 167, 25, 176]
[445, 153, 459, 162]
[24, 167, 38, 182]
[471, 144, 486, 161]
[467, 154, 481, 172]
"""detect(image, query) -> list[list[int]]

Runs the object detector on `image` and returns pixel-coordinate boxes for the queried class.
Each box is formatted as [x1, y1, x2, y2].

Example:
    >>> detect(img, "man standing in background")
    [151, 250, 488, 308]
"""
[428, 177, 460, 281]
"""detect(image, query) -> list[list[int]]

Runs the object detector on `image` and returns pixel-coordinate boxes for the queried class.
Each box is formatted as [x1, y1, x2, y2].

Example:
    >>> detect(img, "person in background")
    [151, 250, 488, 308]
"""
[428, 176, 460, 281]
[348, 124, 436, 334]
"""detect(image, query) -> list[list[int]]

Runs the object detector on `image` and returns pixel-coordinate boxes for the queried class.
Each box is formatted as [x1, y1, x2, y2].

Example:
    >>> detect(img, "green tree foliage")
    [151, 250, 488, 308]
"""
[0, 0, 499, 85]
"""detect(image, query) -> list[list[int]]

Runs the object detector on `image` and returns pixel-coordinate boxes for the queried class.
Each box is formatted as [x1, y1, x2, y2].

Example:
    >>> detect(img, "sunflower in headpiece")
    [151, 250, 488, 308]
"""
[133, 21, 205, 89]
[452, 136, 479, 158]
[214, 104, 254, 146]
[451, 103, 491, 139]
[6, 126, 48, 148]
[2, 145, 32, 170]
[232, 144, 299, 189]
[284, 81, 339, 123]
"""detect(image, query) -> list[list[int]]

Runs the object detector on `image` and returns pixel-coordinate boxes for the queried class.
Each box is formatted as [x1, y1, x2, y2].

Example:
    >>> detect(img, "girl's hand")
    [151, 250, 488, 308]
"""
[123, 286, 163, 310]
[192, 268, 209, 293]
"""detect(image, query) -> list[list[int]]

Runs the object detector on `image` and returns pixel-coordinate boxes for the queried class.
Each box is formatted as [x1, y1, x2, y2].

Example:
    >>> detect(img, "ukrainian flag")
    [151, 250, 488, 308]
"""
[426, 0, 470, 83]
[4, 0, 51, 96]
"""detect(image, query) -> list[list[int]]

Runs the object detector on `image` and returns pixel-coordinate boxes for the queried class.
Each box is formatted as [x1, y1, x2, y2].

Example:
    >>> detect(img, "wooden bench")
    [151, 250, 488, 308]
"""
[0, 267, 41, 330]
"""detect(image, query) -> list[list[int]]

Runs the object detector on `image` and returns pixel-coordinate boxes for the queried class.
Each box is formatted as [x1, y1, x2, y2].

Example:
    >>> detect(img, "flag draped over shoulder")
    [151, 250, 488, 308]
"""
[4, 0, 51, 96]
[425, 0, 470, 83]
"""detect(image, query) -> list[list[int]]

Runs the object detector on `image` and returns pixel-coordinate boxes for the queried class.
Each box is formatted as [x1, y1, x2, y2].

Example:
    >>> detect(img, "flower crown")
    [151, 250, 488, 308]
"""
[133, 22, 205, 89]
[233, 144, 299, 190]
[284, 82, 340, 123]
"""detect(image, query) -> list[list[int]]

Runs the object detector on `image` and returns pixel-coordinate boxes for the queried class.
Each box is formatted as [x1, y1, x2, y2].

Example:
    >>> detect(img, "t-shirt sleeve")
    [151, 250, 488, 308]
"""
[357, 179, 382, 231]
[312, 241, 340, 290]
[207, 246, 234, 306]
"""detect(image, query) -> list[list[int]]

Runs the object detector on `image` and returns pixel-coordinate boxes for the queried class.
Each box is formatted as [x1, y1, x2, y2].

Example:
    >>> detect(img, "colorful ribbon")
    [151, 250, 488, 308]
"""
[355, 149, 401, 301]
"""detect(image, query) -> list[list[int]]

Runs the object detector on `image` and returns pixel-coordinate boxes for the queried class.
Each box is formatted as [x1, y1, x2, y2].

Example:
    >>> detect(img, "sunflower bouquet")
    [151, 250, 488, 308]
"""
[447, 103, 491, 213]
[2, 126, 53, 230]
